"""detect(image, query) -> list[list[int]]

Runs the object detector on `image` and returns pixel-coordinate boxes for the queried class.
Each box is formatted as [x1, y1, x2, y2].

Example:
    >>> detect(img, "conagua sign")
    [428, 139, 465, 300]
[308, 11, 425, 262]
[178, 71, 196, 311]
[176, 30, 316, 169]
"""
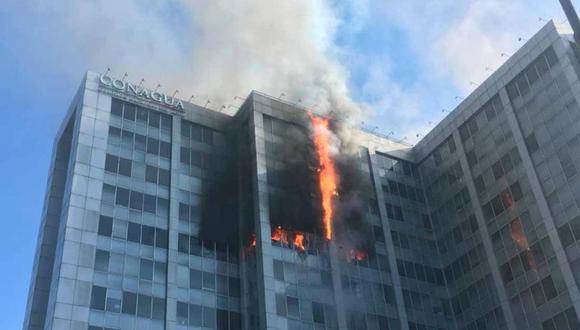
[99, 74, 185, 111]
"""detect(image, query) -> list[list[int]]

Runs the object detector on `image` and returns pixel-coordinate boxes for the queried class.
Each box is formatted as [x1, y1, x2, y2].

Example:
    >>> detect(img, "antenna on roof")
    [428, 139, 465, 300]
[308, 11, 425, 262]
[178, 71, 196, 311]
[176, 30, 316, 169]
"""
[188, 95, 195, 102]
[558, 0, 580, 46]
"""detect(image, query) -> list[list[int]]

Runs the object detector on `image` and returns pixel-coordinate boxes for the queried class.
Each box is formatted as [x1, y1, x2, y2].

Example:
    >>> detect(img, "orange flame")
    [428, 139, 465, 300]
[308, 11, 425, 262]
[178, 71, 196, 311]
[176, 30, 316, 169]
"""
[348, 249, 367, 261]
[309, 114, 338, 240]
[294, 233, 305, 252]
[270, 226, 307, 252]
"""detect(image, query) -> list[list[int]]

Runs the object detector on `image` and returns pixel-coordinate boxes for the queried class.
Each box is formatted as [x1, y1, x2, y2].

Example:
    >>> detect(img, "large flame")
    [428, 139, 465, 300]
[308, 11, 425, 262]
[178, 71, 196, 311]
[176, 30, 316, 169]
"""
[271, 226, 307, 252]
[309, 114, 338, 240]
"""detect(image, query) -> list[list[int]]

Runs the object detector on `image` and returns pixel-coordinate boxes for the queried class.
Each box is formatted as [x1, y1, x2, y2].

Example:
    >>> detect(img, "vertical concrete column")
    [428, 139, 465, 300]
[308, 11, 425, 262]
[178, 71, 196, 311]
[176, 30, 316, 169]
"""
[367, 149, 409, 330]
[327, 242, 348, 330]
[249, 110, 278, 329]
[499, 88, 580, 319]
[453, 130, 517, 330]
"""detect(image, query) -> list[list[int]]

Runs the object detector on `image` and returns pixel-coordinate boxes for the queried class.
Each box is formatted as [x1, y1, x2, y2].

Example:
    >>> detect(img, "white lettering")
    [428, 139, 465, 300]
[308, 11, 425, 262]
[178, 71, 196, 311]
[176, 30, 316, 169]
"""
[99, 74, 184, 111]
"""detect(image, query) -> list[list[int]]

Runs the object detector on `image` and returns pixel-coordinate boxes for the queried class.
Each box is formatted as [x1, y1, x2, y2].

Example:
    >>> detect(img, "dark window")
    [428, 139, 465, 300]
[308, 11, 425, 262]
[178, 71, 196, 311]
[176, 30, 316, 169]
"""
[90, 286, 107, 310]
[129, 191, 143, 210]
[180, 147, 190, 164]
[155, 228, 168, 249]
[492, 161, 504, 179]
[111, 99, 123, 116]
[510, 182, 523, 201]
[273, 260, 284, 281]
[143, 194, 157, 213]
[135, 134, 147, 151]
[374, 226, 385, 242]
[141, 225, 155, 246]
[146, 166, 157, 183]
[160, 141, 171, 159]
[286, 297, 300, 318]
[531, 282, 546, 306]
[466, 150, 477, 167]
[217, 309, 229, 330]
[177, 234, 189, 253]
[123, 104, 136, 121]
[312, 302, 325, 324]
[203, 271, 215, 290]
[152, 297, 165, 320]
[127, 222, 141, 243]
[94, 249, 109, 272]
[105, 154, 118, 173]
[140, 259, 153, 280]
[190, 269, 202, 289]
[136, 108, 148, 123]
[474, 176, 485, 195]
[500, 263, 513, 283]
[203, 307, 216, 328]
[115, 187, 130, 207]
[158, 168, 170, 186]
[189, 304, 202, 326]
[149, 112, 160, 128]
[559, 225, 575, 248]
[526, 133, 539, 153]
[137, 294, 152, 318]
[190, 237, 202, 256]
[147, 138, 159, 155]
[542, 276, 558, 300]
[118, 158, 132, 176]
[122, 291, 137, 315]
[98, 216, 113, 236]
[176, 302, 188, 325]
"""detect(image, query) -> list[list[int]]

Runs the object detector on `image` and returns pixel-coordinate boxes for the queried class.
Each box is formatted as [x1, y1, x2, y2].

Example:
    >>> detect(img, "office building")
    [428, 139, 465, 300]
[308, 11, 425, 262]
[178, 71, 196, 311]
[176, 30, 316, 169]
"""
[23, 20, 580, 330]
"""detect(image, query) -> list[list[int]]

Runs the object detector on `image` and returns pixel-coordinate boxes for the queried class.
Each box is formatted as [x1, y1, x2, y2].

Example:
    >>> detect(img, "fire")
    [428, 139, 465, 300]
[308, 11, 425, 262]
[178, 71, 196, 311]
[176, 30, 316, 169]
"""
[309, 113, 338, 240]
[294, 233, 305, 252]
[348, 249, 367, 262]
[271, 226, 307, 252]
[244, 234, 257, 256]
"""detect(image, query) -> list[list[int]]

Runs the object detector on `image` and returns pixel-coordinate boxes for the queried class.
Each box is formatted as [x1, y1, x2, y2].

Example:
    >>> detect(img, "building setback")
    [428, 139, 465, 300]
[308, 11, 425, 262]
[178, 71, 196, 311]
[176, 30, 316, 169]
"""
[22, 21, 580, 330]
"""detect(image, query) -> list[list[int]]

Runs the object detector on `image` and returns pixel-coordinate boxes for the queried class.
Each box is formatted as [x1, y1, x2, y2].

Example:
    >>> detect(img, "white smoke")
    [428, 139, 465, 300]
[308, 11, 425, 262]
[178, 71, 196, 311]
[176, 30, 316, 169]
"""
[14, 0, 361, 120]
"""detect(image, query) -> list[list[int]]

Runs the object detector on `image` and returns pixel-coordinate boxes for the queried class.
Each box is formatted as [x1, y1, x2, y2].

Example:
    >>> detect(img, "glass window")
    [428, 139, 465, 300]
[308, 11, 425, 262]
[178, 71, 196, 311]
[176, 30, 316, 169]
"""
[141, 225, 155, 246]
[161, 115, 172, 131]
[90, 285, 106, 310]
[105, 154, 118, 173]
[189, 304, 202, 326]
[149, 112, 160, 128]
[136, 108, 148, 123]
[492, 161, 504, 179]
[525, 133, 539, 153]
[137, 294, 152, 318]
[135, 134, 147, 152]
[98, 216, 113, 237]
[123, 103, 136, 121]
[145, 166, 157, 183]
[143, 194, 156, 213]
[510, 182, 523, 201]
[217, 309, 229, 330]
[160, 141, 171, 159]
[111, 99, 123, 116]
[176, 301, 188, 325]
[531, 282, 546, 306]
[155, 228, 168, 249]
[286, 296, 300, 318]
[203, 306, 216, 328]
[118, 158, 132, 176]
[115, 187, 130, 207]
[94, 249, 109, 272]
[178, 234, 189, 254]
[106, 296, 121, 313]
[140, 259, 153, 280]
[158, 168, 170, 186]
[127, 222, 141, 243]
[203, 271, 215, 290]
[500, 263, 513, 283]
[129, 191, 143, 210]
[558, 225, 575, 248]
[152, 297, 165, 320]
[542, 276, 558, 300]
[312, 302, 325, 324]
[190, 269, 202, 289]
[147, 138, 159, 155]
[122, 291, 137, 315]
[273, 260, 284, 281]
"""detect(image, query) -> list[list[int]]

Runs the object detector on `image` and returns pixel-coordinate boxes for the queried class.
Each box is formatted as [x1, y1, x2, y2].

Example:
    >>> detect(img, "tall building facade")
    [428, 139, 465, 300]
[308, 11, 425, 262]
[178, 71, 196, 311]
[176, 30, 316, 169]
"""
[23, 21, 580, 330]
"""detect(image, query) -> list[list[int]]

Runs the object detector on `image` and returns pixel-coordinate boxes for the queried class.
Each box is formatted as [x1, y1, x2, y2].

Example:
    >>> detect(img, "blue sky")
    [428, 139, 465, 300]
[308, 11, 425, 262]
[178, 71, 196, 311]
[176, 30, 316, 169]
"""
[0, 0, 568, 328]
